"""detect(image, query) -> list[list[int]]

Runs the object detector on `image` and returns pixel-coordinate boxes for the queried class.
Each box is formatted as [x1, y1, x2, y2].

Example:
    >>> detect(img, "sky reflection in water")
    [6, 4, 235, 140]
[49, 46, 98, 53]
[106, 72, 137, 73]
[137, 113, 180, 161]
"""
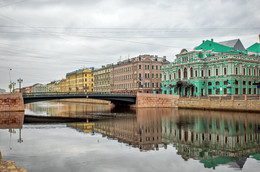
[0, 101, 260, 172]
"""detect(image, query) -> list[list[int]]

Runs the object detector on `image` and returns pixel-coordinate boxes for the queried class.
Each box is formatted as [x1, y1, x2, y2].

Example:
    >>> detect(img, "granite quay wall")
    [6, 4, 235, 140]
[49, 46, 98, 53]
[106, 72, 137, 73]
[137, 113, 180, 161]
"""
[0, 93, 24, 112]
[136, 93, 179, 108]
[177, 95, 260, 112]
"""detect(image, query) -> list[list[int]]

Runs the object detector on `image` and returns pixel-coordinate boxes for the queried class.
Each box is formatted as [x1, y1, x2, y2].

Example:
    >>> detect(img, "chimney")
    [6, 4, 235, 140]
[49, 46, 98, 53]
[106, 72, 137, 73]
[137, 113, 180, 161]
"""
[163, 56, 166, 60]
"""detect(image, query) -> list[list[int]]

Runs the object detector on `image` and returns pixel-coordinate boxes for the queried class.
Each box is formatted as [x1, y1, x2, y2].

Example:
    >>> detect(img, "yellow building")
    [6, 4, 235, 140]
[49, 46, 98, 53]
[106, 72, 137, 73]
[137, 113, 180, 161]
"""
[54, 81, 61, 92]
[60, 79, 67, 92]
[66, 68, 94, 92]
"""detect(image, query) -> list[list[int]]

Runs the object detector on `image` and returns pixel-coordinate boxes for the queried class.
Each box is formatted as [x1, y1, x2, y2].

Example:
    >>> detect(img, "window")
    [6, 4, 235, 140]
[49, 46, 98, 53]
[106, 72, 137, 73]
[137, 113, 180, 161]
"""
[249, 69, 251, 76]
[248, 81, 252, 85]
[216, 69, 219, 76]
[152, 74, 154, 78]
[201, 70, 204, 77]
[215, 81, 220, 85]
[224, 68, 227, 75]
[156, 65, 158, 70]
[174, 73, 176, 79]
[215, 89, 220, 95]
[184, 68, 188, 79]
[190, 67, 193, 77]
[243, 81, 246, 85]
[164, 75, 166, 81]
[243, 88, 246, 94]
[139, 65, 142, 69]
[156, 74, 158, 78]
[152, 65, 154, 69]
[208, 70, 211, 77]
[139, 73, 141, 79]
[208, 89, 212, 95]
[208, 82, 212, 86]
[235, 80, 238, 85]
[236, 67, 238, 75]
[169, 74, 172, 80]
[223, 81, 228, 85]
[254, 69, 256, 76]
[243, 68, 246, 75]
[249, 88, 252, 94]
[178, 69, 181, 79]
[195, 70, 198, 77]
[235, 88, 239, 94]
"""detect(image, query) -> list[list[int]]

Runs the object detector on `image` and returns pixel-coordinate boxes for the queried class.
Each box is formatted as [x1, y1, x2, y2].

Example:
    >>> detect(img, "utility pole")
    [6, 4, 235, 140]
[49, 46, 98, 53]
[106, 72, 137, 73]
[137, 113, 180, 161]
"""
[17, 78, 23, 93]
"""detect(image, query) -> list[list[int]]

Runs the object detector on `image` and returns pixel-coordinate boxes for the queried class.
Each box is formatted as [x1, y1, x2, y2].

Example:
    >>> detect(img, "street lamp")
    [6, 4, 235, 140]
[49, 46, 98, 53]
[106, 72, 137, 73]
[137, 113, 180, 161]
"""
[11, 82, 16, 93]
[9, 68, 12, 93]
[17, 78, 23, 93]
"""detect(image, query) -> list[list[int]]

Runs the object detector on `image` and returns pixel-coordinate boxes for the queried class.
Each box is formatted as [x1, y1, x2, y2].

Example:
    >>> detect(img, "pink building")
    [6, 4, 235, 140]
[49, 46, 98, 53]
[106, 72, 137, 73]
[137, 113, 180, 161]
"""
[110, 55, 169, 94]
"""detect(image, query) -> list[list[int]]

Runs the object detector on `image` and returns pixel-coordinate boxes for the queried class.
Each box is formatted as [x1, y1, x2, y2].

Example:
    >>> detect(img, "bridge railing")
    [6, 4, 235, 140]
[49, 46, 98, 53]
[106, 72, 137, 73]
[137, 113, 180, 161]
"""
[23, 92, 136, 97]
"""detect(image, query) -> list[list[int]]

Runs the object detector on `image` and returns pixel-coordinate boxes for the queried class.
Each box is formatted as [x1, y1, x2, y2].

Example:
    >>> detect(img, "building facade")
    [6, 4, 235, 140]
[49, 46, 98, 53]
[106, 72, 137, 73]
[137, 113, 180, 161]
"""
[110, 55, 169, 94]
[94, 65, 112, 93]
[59, 79, 67, 92]
[31, 83, 47, 93]
[162, 39, 260, 96]
[66, 68, 94, 92]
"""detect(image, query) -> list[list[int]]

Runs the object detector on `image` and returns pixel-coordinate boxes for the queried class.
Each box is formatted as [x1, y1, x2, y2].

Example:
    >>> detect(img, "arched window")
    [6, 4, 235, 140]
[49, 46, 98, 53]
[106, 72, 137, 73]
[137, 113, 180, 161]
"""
[208, 82, 212, 86]
[178, 69, 181, 79]
[184, 68, 187, 79]
[190, 67, 193, 77]
[215, 81, 220, 85]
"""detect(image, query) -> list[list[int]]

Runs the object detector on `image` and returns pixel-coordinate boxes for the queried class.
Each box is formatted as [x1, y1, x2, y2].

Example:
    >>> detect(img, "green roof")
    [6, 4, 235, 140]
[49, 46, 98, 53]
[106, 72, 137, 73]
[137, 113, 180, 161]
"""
[200, 157, 233, 169]
[247, 43, 260, 53]
[194, 39, 246, 54]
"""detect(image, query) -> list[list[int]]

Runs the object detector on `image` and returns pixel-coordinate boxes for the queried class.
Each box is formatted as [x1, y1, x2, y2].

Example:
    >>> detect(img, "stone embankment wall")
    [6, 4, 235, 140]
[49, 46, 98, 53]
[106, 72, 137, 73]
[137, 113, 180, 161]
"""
[178, 96, 260, 112]
[0, 93, 24, 112]
[136, 93, 179, 108]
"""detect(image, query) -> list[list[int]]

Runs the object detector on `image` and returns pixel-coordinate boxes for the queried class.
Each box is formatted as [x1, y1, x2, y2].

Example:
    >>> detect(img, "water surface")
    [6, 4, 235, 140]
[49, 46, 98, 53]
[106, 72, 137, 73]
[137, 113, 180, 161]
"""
[0, 101, 260, 172]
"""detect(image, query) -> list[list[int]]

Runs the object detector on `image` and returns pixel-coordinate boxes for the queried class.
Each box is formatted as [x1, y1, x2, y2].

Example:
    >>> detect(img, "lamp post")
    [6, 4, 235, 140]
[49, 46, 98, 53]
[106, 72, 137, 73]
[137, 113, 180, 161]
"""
[9, 68, 12, 93]
[17, 78, 23, 93]
[11, 82, 16, 93]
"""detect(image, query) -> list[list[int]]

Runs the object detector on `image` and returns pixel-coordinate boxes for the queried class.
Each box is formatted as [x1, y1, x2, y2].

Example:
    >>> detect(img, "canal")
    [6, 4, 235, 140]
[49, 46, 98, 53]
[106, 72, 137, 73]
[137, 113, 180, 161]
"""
[1, 100, 260, 172]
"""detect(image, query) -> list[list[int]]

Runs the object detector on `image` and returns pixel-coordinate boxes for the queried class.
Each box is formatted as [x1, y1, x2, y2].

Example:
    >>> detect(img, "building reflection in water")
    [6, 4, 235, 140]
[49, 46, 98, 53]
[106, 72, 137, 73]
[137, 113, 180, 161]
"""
[162, 109, 260, 169]
[25, 101, 112, 117]
[69, 108, 260, 169]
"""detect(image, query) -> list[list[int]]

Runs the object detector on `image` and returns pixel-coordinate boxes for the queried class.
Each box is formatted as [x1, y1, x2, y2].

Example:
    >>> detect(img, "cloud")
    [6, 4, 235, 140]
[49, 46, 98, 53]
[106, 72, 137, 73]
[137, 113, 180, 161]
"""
[0, 0, 259, 90]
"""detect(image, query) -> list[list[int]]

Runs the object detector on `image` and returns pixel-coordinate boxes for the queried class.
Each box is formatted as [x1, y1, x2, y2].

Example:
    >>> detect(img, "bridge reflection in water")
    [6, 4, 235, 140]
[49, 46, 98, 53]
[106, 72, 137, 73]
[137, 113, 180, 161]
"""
[68, 108, 260, 169]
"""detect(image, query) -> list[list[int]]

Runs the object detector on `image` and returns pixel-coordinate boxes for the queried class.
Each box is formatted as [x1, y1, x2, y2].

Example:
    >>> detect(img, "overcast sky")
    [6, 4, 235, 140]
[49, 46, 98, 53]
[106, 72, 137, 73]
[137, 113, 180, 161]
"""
[0, 0, 259, 91]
